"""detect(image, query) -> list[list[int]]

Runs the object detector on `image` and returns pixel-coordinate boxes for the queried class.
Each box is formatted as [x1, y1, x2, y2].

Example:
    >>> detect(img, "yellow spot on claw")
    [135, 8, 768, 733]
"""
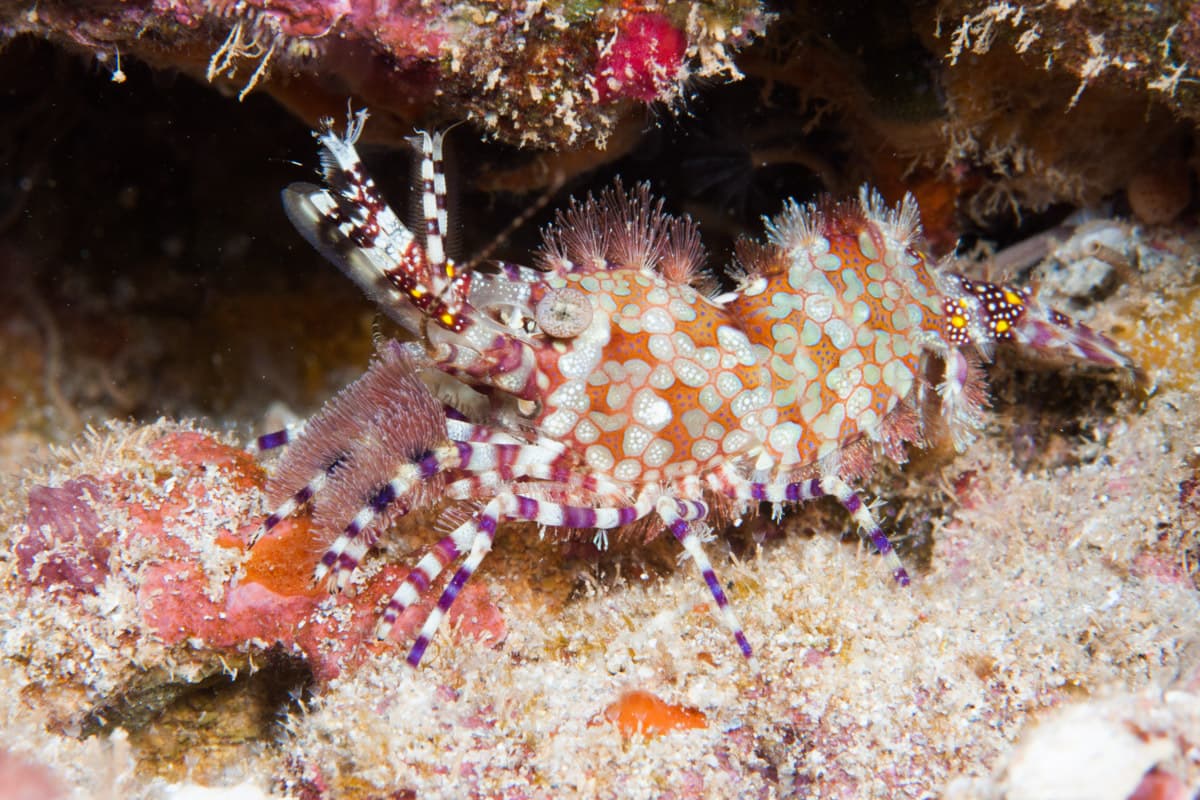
[995, 319, 1010, 333]
[1003, 289, 1023, 306]
[951, 315, 967, 328]
[441, 313, 455, 326]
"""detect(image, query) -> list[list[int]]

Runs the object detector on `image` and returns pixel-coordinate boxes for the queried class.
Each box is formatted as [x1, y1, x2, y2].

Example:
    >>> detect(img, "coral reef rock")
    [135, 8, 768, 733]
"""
[0, 0, 768, 148]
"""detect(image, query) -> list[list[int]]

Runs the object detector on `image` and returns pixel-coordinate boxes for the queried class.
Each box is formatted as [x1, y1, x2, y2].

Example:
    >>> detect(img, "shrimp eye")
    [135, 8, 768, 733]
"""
[535, 287, 592, 339]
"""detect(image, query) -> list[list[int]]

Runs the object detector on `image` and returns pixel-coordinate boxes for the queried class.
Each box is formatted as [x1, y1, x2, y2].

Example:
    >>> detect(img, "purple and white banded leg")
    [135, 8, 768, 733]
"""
[246, 422, 307, 455]
[444, 418, 527, 445]
[655, 496, 754, 659]
[251, 461, 334, 547]
[251, 344, 445, 549]
[318, 439, 575, 590]
[818, 474, 910, 586]
[315, 450, 447, 589]
[383, 490, 659, 666]
[712, 469, 911, 586]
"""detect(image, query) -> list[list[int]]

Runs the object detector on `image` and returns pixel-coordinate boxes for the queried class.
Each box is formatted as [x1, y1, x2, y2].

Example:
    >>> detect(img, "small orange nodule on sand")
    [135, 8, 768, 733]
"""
[604, 690, 707, 738]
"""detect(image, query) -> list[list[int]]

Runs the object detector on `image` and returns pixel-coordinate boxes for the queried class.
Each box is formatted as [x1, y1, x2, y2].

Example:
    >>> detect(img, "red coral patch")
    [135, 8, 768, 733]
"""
[595, 13, 686, 104]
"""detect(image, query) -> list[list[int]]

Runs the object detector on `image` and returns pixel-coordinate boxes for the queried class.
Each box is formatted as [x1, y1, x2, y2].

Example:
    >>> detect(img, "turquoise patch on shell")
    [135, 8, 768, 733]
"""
[841, 268, 865, 302]
[857, 231, 878, 260]
[814, 253, 842, 272]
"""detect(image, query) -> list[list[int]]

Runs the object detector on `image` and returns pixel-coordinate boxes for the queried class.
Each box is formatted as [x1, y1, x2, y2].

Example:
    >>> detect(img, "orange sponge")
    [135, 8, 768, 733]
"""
[604, 690, 707, 738]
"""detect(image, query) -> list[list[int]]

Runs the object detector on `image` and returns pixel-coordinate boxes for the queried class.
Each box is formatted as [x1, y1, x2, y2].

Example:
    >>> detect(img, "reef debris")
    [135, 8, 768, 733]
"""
[0, 0, 768, 149]
[2, 421, 505, 742]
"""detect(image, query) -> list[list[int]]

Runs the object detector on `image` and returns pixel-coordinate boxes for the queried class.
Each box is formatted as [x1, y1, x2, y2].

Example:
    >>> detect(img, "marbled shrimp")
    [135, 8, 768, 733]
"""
[248, 110, 1132, 667]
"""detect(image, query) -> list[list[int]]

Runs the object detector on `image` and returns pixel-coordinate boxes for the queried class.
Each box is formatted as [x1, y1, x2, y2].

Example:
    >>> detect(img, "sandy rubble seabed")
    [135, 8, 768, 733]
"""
[0, 220, 1199, 799]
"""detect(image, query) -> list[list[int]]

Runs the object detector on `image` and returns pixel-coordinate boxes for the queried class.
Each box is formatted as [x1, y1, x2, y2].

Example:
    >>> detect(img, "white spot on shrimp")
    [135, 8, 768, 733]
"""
[631, 389, 672, 431]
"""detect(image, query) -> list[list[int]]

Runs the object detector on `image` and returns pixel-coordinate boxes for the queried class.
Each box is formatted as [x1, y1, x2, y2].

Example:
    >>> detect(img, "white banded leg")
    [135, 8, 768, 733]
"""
[445, 418, 525, 445]
[397, 490, 657, 667]
[449, 440, 569, 480]
[453, 441, 619, 496]
[412, 130, 450, 276]
[251, 462, 335, 547]
[405, 129, 471, 328]
[287, 111, 470, 333]
[656, 496, 753, 659]
[710, 469, 909, 586]
[817, 475, 909, 585]
[316, 443, 463, 589]
[376, 520, 481, 639]
[709, 471, 827, 506]
[316, 465, 422, 589]
[444, 472, 622, 507]
[246, 421, 307, 455]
